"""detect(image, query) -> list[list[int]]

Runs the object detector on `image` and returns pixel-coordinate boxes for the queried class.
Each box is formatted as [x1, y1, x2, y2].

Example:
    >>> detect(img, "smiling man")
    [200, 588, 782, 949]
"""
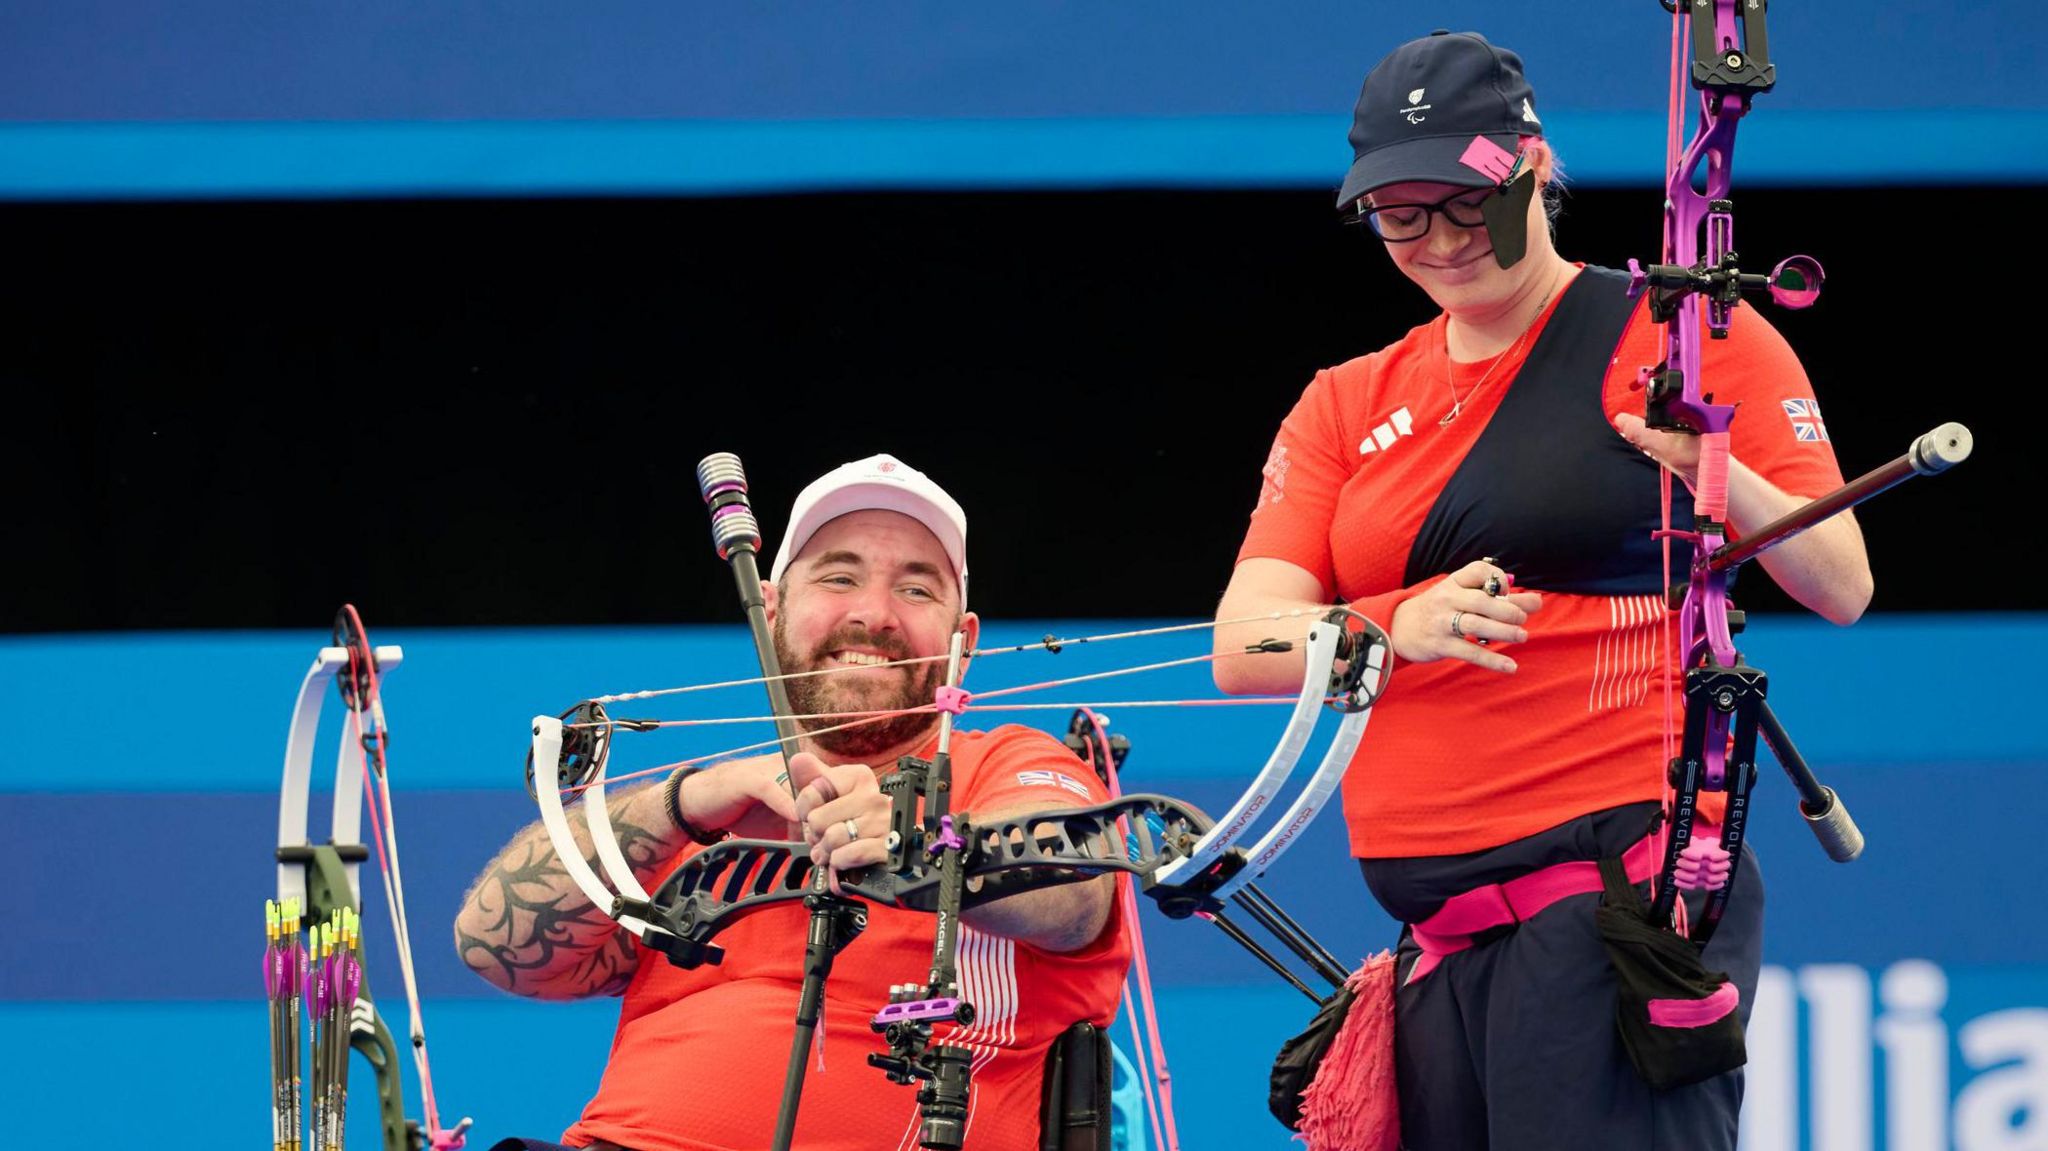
[456, 454, 1128, 1151]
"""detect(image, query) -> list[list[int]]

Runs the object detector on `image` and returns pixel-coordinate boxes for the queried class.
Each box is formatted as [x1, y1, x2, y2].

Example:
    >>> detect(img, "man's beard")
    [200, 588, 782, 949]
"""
[774, 615, 947, 760]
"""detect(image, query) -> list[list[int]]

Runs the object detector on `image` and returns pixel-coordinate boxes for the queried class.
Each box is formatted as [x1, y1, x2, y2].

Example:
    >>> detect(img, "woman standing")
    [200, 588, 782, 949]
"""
[1215, 30, 1871, 1149]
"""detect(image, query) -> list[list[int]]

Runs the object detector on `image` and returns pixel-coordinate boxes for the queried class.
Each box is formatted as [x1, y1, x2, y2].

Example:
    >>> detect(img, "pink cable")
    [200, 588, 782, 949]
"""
[349, 710, 395, 919]
[1667, 5, 1686, 185]
[1079, 713, 1163, 1143]
[1092, 733, 1168, 1151]
[1120, 953, 1168, 1151]
[345, 675, 462, 1145]
[1653, 4, 1686, 916]
[1084, 710, 1180, 1151]
[972, 652, 1233, 703]
[1654, 471, 1674, 906]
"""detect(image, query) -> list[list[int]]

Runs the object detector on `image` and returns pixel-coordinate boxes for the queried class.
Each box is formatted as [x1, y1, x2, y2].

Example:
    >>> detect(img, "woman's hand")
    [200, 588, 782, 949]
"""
[1612, 412, 1699, 489]
[1613, 411, 1873, 623]
[1389, 559, 1542, 673]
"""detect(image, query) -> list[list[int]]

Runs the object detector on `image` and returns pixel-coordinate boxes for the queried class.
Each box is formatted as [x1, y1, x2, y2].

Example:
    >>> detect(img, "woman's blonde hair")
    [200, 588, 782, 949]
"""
[1521, 136, 1568, 233]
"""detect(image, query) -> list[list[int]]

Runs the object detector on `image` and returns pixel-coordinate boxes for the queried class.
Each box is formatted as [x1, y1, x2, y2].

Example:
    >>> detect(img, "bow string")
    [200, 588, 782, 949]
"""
[528, 604, 1389, 953]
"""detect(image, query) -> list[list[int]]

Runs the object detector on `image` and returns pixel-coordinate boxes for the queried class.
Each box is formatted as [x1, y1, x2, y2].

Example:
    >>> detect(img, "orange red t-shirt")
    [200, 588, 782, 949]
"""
[563, 724, 1131, 1151]
[1239, 266, 1846, 859]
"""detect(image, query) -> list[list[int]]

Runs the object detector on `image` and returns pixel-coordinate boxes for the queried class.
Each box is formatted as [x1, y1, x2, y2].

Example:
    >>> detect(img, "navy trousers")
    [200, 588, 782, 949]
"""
[1360, 803, 1765, 1151]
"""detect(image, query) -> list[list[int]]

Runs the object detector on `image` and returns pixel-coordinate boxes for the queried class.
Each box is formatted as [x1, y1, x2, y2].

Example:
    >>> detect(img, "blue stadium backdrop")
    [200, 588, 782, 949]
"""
[2, 618, 2043, 1148]
[3, 2, 2046, 197]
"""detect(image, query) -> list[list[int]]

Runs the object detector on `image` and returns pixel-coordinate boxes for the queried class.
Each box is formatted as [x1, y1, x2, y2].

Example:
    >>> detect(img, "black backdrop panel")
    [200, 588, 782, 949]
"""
[2, 188, 2010, 631]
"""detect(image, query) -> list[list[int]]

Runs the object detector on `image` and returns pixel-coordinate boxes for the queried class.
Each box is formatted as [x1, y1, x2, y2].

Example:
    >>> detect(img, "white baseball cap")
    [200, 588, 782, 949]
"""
[768, 454, 970, 606]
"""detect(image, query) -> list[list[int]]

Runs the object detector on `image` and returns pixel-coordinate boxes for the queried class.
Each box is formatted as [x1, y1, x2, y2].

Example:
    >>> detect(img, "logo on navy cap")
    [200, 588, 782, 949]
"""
[1401, 87, 1432, 125]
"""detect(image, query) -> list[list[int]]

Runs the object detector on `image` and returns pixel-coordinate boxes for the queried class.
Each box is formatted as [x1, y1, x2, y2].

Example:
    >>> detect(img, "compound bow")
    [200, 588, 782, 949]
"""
[522, 452, 1391, 1150]
[1625, 0, 1974, 938]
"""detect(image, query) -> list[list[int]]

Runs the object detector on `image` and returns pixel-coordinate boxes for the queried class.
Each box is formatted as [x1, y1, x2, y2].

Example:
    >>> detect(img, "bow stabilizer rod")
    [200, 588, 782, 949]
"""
[697, 452, 805, 797]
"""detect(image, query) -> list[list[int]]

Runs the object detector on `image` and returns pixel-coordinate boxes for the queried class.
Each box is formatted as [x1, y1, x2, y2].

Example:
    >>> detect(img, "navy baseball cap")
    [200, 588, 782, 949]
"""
[1336, 30, 1544, 208]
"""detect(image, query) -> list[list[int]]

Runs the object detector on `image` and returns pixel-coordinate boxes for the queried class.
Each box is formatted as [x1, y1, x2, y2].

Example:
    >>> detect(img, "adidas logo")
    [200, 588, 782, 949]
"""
[1522, 98, 1540, 125]
[1358, 407, 1415, 454]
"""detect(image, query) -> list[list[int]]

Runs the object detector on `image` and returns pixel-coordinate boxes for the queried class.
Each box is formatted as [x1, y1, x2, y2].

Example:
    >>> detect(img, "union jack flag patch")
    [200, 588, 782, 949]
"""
[1781, 398, 1830, 442]
[1016, 770, 1093, 799]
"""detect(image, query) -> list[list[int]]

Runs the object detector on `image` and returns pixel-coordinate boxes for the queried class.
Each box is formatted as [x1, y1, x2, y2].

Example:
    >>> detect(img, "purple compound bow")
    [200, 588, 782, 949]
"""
[1626, 0, 1973, 941]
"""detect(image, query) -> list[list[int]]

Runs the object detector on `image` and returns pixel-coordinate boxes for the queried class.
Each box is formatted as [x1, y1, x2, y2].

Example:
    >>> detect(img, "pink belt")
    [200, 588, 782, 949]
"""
[1404, 830, 1669, 986]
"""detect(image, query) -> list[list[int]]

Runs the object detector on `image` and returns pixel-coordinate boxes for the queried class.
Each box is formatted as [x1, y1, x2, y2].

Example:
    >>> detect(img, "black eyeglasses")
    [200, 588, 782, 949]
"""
[1354, 187, 1497, 242]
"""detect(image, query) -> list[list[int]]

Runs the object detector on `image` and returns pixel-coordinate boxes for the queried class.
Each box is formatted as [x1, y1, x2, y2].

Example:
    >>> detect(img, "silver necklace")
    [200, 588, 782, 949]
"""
[1440, 324, 1534, 427]
[1440, 270, 1567, 427]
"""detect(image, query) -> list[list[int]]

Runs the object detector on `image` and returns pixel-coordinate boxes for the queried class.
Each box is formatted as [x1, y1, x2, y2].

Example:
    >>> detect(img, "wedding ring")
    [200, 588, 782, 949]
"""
[1450, 611, 1466, 639]
[843, 818, 861, 841]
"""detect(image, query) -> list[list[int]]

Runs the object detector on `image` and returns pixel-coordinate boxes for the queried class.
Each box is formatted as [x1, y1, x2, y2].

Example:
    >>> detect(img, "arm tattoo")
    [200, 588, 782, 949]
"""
[456, 787, 681, 998]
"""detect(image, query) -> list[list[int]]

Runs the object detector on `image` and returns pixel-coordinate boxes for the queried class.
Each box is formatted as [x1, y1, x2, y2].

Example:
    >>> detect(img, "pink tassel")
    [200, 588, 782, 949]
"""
[1296, 952, 1400, 1151]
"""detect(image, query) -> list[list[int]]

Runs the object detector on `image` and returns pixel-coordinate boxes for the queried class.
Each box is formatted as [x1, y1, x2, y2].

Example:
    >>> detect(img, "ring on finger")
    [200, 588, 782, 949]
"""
[1449, 611, 1466, 640]
[843, 818, 861, 841]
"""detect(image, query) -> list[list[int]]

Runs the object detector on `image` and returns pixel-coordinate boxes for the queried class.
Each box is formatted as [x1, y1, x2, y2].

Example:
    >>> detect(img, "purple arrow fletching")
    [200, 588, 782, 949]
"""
[308, 952, 330, 1017]
[342, 952, 362, 1008]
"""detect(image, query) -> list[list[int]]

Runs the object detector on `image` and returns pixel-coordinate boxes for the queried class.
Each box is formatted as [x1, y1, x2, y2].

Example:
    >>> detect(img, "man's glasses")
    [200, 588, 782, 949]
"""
[1354, 187, 1497, 242]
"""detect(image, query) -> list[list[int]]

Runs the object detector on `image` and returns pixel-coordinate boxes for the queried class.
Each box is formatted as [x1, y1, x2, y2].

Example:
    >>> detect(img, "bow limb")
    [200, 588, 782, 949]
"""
[578, 756, 665, 928]
[527, 713, 664, 940]
[1147, 620, 1345, 888]
[278, 645, 362, 911]
[1209, 633, 1389, 902]
[276, 636, 432, 1151]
